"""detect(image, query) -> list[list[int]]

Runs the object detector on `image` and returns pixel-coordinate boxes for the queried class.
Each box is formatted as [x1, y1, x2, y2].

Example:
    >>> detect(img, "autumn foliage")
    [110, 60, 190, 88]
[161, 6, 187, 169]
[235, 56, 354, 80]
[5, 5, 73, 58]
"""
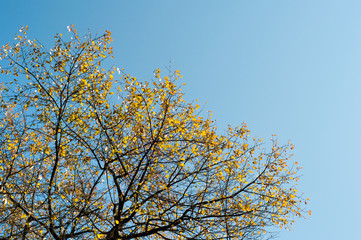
[0, 26, 309, 239]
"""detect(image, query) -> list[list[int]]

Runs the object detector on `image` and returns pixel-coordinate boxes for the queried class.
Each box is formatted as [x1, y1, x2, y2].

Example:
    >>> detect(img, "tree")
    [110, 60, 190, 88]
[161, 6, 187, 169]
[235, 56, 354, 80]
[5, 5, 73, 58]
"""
[0, 26, 309, 240]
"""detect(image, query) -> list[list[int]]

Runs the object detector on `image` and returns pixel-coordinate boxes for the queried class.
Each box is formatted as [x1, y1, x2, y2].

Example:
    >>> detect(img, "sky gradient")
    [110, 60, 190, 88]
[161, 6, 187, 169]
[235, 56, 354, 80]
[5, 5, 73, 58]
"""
[1, 1, 361, 239]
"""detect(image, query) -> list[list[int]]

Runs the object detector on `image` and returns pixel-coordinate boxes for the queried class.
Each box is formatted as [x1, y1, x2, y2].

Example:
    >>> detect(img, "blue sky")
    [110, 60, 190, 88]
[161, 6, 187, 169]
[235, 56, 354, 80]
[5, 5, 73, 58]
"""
[2, 1, 361, 239]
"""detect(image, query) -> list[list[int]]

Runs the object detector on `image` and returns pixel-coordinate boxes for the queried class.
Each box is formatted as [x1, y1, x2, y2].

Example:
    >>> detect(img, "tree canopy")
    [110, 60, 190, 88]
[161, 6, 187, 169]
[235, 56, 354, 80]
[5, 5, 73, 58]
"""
[0, 26, 309, 240]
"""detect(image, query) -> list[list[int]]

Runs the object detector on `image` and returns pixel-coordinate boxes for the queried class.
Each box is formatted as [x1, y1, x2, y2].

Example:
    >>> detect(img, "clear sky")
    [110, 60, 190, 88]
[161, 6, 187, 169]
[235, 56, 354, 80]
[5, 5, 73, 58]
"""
[1, 1, 361, 239]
